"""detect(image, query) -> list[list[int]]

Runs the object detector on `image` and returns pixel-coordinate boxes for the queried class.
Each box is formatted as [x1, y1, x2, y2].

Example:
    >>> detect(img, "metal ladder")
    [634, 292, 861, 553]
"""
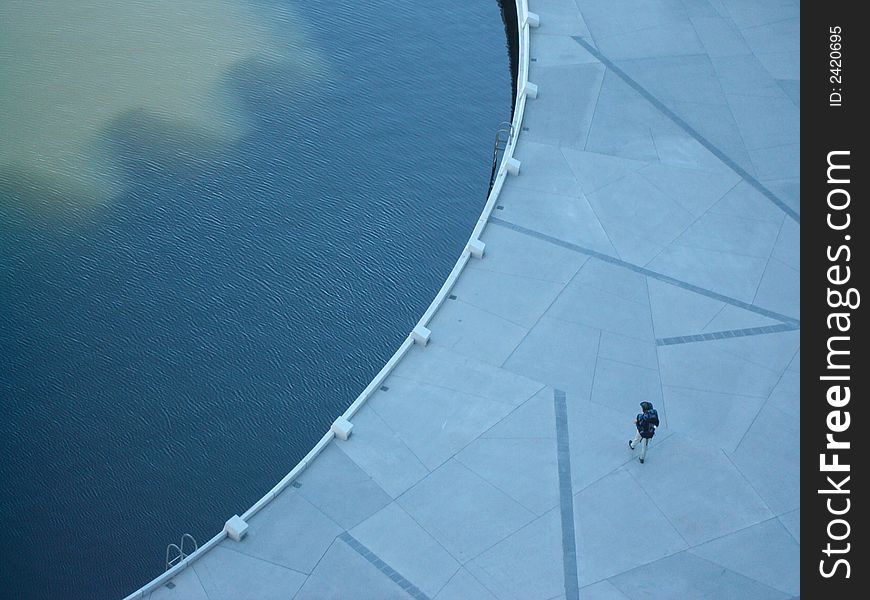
[488, 121, 514, 193]
[165, 534, 198, 571]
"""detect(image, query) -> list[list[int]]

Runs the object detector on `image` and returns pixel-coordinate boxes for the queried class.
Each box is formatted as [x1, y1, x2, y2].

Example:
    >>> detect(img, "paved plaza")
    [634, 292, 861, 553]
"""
[142, 0, 800, 598]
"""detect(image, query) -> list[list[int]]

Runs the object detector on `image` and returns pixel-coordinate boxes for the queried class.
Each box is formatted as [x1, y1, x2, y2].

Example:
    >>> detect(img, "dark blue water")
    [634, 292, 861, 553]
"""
[0, 1, 511, 598]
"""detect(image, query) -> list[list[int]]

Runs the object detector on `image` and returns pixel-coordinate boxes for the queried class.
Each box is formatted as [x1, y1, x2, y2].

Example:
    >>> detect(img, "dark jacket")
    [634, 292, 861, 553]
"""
[635, 409, 659, 439]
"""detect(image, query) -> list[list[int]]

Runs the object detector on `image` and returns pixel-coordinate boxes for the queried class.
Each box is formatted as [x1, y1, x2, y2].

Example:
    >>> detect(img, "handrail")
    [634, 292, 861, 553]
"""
[164, 534, 198, 571]
[488, 121, 514, 192]
[122, 2, 534, 598]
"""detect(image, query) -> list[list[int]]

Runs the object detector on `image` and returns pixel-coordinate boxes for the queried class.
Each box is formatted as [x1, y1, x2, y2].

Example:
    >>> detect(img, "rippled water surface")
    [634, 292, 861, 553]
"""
[0, 1, 511, 597]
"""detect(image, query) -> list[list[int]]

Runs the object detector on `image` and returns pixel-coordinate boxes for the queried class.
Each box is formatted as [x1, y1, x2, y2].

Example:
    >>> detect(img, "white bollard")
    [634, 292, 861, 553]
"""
[467, 239, 486, 259]
[523, 81, 538, 99]
[331, 416, 354, 441]
[224, 515, 249, 542]
[411, 324, 431, 346]
[506, 157, 521, 176]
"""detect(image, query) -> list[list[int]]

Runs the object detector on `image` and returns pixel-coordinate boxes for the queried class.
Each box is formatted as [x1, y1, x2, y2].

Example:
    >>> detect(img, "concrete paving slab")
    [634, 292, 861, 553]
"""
[663, 385, 765, 453]
[598, 331, 659, 370]
[608, 551, 791, 599]
[335, 403, 429, 498]
[391, 345, 544, 407]
[658, 339, 781, 397]
[531, 0, 593, 37]
[547, 278, 655, 341]
[647, 277, 726, 338]
[772, 217, 799, 270]
[648, 127, 732, 171]
[590, 358, 663, 416]
[727, 94, 799, 151]
[574, 258, 650, 305]
[691, 517, 800, 596]
[628, 434, 773, 546]
[521, 63, 604, 148]
[579, 0, 690, 39]
[565, 399, 641, 493]
[680, 0, 729, 19]
[711, 329, 800, 373]
[193, 546, 307, 600]
[763, 177, 800, 216]
[702, 304, 784, 332]
[559, 148, 647, 196]
[739, 16, 799, 58]
[530, 34, 599, 67]
[502, 316, 599, 402]
[351, 503, 460, 597]
[595, 21, 705, 60]
[666, 99, 757, 177]
[510, 140, 584, 198]
[295, 444, 392, 530]
[779, 508, 800, 544]
[670, 212, 782, 263]
[710, 53, 786, 98]
[496, 188, 616, 256]
[637, 161, 741, 217]
[750, 143, 800, 181]
[729, 403, 800, 515]
[586, 68, 676, 139]
[690, 15, 753, 56]
[584, 108, 660, 163]
[777, 79, 800, 107]
[578, 580, 632, 600]
[719, 0, 799, 29]
[449, 262, 567, 328]
[473, 223, 589, 285]
[709, 180, 788, 224]
[426, 296, 529, 367]
[587, 172, 696, 265]
[787, 348, 799, 372]
[467, 509, 566, 600]
[149, 567, 209, 600]
[368, 374, 518, 471]
[765, 369, 799, 415]
[756, 49, 800, 81]
[573, 469, 687, 585]
[457, 436, 559, 516]
[481, 386, 558, 440]
[629, 435, 772, 545]
[596, 225, 668, 268]
[616, 54, 728, 108]
[647, 243, 769, 303]
[294, 538, 411, 600]
[434, 568, 497, 600]
[229, 489, 341, 574]
[397, 459, 536, 563]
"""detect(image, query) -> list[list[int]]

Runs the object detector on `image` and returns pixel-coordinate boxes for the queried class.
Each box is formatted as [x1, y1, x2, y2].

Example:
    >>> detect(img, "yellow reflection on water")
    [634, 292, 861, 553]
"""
[0, 0, 324, 218]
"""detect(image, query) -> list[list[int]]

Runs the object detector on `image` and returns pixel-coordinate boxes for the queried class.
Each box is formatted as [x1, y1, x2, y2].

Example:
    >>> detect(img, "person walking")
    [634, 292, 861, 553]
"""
[629, 401, 659, 463]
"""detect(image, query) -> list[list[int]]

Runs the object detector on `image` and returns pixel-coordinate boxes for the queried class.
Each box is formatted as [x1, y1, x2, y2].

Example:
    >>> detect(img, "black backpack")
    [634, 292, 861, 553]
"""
[640, 409, 659, 438]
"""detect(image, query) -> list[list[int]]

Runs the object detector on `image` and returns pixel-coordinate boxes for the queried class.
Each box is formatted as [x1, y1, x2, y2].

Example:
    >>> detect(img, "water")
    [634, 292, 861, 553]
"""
[0, 1, 512, 598]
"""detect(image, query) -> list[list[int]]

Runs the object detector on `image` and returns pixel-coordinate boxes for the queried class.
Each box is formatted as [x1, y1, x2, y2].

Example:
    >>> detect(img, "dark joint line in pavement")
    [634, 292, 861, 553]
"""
[553, 389, 581, 600]
[571, 35, 800, 224]
[338, 532, 431, 600]
[488, 217, 800, 327]
[656, 323, 800, 346]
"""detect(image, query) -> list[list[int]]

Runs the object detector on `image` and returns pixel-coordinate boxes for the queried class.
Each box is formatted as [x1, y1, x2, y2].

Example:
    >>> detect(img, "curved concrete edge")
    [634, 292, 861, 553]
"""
[121, 2, 533, 598]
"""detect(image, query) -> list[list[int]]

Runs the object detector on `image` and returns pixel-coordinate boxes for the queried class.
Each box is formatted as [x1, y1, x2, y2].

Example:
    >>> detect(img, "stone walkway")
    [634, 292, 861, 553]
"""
[142, 1, 800, 598]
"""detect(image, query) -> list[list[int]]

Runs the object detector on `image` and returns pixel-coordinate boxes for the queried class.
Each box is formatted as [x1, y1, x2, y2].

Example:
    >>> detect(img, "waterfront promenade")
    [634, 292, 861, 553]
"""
[128, 0, 800, 598]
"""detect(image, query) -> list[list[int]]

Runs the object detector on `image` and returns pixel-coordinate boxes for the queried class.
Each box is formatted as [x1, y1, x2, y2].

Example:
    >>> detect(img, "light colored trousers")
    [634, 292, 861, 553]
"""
[630, 433, 649, 461]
